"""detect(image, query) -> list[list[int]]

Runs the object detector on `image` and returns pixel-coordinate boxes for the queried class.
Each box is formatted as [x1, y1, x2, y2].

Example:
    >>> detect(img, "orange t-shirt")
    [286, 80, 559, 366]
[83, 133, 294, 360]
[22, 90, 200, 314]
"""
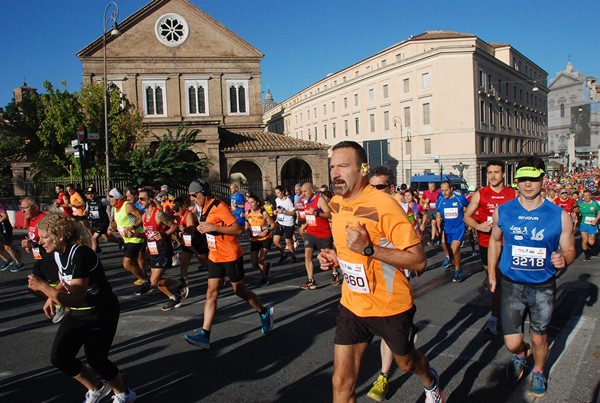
[329, 185, 421, 317]
[203, 200, 243, 263]
[69, 191, 85, 217]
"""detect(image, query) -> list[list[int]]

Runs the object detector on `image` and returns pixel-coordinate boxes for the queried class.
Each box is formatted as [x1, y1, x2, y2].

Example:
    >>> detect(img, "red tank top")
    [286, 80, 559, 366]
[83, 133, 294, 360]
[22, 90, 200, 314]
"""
[476, 185, 516, 247]
[304, 195, 332, 238]
[143, 208, 168, 243]
[27, 212, 47, 243]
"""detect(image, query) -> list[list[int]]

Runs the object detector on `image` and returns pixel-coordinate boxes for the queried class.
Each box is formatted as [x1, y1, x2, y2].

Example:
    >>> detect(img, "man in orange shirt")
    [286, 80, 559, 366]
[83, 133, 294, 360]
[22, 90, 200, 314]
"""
[183, 179, 274, 349]
[66, 184, 89, 230]
[317, 141, 443, 403]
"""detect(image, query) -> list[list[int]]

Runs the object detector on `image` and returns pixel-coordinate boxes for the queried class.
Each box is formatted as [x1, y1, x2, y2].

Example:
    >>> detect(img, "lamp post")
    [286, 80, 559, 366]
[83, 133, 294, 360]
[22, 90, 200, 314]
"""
[393, 116, 404, 184]
[103, 2, 120, 194]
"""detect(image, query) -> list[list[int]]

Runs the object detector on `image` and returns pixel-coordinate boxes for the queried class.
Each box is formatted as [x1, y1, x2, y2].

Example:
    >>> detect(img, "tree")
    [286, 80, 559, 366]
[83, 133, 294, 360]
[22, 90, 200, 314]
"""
[122, 126, 211, 188]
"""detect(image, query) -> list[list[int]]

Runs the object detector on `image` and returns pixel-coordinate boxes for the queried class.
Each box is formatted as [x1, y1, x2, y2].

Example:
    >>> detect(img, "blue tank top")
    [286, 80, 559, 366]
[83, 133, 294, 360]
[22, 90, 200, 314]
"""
[436, 194, 468, 233]
[497, 198, 563, 284]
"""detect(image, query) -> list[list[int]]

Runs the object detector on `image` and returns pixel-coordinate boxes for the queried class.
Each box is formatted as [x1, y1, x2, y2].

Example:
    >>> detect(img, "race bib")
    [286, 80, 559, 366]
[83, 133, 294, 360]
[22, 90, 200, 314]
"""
[511, 245, 546, 271]
[32, 247, 42, 260]
[147, 241, 158, 255]
[89, 210, 100, 219]
[117, 226, 125, 237]
[298, 211, 306, 220]
[305, 214, 317, 226]
[277, 213, 285, 222]
[429, 202, 436, 209]
[251, 226, 262, 237]
[206, 234, 217, 252]
[584, 216, 595, 225]
[183, 234, 192, 247]
[338, 258, 370, 294]
[486, 216, 493, 224]
[444, 208, 459, 219]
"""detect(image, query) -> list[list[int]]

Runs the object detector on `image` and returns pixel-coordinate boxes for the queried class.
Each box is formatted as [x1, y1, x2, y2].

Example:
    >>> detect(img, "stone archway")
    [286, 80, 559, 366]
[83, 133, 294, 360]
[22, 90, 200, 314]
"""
[229, 160, 263, 195]
[280, 158, 313, 192]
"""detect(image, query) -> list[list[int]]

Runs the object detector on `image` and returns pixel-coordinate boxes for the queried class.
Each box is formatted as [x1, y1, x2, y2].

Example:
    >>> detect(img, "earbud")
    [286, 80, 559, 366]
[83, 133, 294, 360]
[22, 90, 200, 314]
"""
[361, 163, 369, 173]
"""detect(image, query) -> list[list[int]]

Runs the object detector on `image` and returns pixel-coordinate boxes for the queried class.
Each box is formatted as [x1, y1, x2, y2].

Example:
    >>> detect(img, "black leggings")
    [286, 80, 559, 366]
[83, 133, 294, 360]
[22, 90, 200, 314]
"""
[50, 294, 120, 381]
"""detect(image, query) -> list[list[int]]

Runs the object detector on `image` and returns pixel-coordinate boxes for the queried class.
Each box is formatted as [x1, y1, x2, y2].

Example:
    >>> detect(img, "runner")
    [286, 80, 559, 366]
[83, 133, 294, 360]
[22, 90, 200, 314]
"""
[138, 188, 182, 311]
[554, 189, 578, 233]
[273, 186, 297, 264]
[578, 189, 600, 261]
[436, 181, 470, 283]
[317, 141, 443, 402]
[487, 156, 575, 398]
[0, 201, 24, 272]
[173, 196, 208, 298]
[183, 179, 274, 348]
[66, 184, 89, 230]
[298, 182, 338, 290]
[245, 193, 275, 286]
[229, 183, 246, 226]
[85, 187, 112, 254]
[27, 212, 136, 403]
[106, 188, 150, 294]
[422, 182, 441, 246]
[54, 185, 73, 217]
[464, 160, 516, 337]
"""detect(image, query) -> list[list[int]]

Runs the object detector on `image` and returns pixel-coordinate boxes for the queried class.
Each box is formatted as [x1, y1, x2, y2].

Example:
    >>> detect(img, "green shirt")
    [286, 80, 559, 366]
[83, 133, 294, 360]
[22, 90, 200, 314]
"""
[578, 200, 600, 226]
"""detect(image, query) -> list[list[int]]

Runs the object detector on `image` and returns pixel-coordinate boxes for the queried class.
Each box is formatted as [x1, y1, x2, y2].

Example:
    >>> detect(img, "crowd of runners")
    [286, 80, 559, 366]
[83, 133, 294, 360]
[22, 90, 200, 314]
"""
[1, 140, 596, 402]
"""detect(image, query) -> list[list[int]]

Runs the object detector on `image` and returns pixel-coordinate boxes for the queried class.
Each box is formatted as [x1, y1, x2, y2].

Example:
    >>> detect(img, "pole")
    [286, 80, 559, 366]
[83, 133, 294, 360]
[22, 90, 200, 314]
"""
[103, 2, 119, 195]
[400, 123, 404, 185]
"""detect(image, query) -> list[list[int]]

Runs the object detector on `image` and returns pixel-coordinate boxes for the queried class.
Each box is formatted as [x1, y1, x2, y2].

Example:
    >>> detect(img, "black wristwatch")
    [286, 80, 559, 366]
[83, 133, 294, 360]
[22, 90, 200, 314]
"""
[363, 243, 375, 257]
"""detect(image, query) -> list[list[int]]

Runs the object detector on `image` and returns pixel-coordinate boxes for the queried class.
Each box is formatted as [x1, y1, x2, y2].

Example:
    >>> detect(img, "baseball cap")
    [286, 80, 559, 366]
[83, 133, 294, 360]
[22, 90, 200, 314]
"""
[108, 188, 124, 199]
[189, 179, 210, 195]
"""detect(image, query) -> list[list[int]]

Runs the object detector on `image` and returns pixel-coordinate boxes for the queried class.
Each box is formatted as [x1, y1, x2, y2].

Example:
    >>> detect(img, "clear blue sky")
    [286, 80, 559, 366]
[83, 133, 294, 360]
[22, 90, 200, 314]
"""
[1, 0, 597, 108]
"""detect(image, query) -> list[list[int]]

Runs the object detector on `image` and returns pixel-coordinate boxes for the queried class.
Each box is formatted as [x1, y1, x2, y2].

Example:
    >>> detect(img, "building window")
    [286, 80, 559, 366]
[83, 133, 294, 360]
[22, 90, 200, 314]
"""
[479, 70, 484, 88]
[143, 80, 167, 117]
[332, 122, 337, 138]
[383, 111, 390, 130]
[344, 120, 349, 136]
[560, 103, 565, 117]
[314, 127, 318, 141]
[422, 73, 430, 89]
[307, 109, 310, 120]
[324, 125, 327, 140]
[480, 100, 486, 123]
[185, 79, 209, 116]
[155, 13, 189, 48]
[355, 117, 360, 135]
[323, 104, 327, 115]
[381, 59, 387, 67]
[227, 79, 249, 115]
[369, 114, 375, 132]
[424, 138, 431, 154]
[354, 94, 359, 107]
[383, 84, 389, 99]
[489, 103, 495, 125]
[343, 97, 348, 109]
[363, 140, 388, 166]
[507, 109, 511, 128]
[487, 74, 493, 92]
[403, 78, 410, 93]
[499, 106, 504, 126]
[332, 101, 336, 113]
[369, 88, 375, 103]
[480, 136, 486, 153]
[422, 103, 431, 125]
[404, 106, 411, 127]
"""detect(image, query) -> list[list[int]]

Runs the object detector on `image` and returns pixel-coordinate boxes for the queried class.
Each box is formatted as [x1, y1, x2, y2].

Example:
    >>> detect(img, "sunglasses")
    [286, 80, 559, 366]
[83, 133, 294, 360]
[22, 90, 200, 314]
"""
[189, 193, 199, 198]
[138, 197, 148, 201]
[372, 184, 390, 190]
[560, 192, 568, 195]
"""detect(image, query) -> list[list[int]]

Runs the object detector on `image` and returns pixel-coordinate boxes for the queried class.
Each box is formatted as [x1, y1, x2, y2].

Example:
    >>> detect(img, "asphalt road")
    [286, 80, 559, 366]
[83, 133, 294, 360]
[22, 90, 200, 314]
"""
[0, 230, 599, 402]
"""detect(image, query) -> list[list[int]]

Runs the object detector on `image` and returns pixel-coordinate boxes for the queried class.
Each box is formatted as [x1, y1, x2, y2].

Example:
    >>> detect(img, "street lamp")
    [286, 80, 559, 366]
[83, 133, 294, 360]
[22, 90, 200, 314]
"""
[393, 116, 404, 184]
[103, 2, 120, 194]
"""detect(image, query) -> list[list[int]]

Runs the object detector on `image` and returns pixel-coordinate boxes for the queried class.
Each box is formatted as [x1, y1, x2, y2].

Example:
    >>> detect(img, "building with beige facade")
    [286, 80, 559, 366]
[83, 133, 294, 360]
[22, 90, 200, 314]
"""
[264, 31, 548, 187]
[547, 61, 599, 171]
[77, 0, 328, 195]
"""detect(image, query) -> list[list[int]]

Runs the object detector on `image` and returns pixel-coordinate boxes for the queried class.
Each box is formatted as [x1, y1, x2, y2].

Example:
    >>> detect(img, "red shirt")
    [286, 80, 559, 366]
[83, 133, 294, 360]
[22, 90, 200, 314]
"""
[475, 185, 516, 247]
[555, 197, 576, 213]
[57, 192, 72, 216]
[422, 189, 441, 210]
[304, 195, 332, 238]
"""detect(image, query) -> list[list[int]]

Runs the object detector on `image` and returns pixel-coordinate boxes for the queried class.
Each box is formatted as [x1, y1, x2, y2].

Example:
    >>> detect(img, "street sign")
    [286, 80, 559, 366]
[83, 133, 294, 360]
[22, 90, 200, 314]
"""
[71, 139, 80, 147]
[74, 151, 80, 158]
[65, 146, 77, 154]
[428, 155, 439, 160]
[88, 132, 100, 140]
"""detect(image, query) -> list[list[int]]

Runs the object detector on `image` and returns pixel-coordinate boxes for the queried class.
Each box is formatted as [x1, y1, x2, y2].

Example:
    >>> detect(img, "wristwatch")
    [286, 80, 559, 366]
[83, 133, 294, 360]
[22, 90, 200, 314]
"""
[363, 243, 374, 257]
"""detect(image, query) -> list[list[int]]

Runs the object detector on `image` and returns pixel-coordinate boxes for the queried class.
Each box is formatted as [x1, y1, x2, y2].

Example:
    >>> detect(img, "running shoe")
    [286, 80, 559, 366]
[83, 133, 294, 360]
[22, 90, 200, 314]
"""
[172, 253, 180, 267]
[177, 278, 189, 299]
[135, 281, 153, 296]
[507, 343, 531, 381]
[331, 272, 341, 286]
[528, 371, 547, 398]
[84, 383, 112, 403]
[10, 263, 25, 273]
[261, 305, 274, 334]
[424, 367, 444, 403]
[583, 250, 591, 261]
[294, 240, 299, 249]
[184, 329, 210, 349]
[133, 278, 143, 286]
[367, 373, 388, 402]
[441, 256, 451, 269]
[161, 297, 182, 311]
[52, 305, 69, 323]
[277, 254, 289, 264]
[483, 317, 498, 337]
[301, 278, 317, 290]
[260, 277, 270, 286]
[118, 239, 125, 250]
[112, 388, 136, 403]
[290, 255, 298, 264]
[451, 270, 463, 283]
[0, 260, 13, 271]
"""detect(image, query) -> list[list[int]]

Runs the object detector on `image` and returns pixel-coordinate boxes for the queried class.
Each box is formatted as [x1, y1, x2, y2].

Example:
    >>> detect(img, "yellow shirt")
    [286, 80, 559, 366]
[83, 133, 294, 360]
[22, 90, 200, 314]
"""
[329, 185, 420, 317]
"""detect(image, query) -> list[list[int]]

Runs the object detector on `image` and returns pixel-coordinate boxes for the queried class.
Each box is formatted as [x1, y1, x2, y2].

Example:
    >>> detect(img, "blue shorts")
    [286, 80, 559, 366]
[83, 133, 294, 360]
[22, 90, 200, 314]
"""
[444, 229, 465, 244]
[579, 224, 598, 235]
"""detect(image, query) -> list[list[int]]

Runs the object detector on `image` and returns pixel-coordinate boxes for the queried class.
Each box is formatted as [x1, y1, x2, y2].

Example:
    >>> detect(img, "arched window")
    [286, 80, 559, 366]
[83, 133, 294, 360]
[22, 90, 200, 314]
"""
[227, 79, 249, 115]
[560, 103, 565, 118]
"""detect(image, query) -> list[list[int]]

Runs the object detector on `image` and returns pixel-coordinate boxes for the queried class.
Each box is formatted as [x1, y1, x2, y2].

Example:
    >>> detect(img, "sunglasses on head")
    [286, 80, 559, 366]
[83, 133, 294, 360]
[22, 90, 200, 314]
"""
[372, 184, 390, 190]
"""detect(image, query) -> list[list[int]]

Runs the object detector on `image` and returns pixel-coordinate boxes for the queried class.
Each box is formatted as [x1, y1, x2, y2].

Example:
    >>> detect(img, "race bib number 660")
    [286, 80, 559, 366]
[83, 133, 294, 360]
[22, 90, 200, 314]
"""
[338, 258, 370, 293]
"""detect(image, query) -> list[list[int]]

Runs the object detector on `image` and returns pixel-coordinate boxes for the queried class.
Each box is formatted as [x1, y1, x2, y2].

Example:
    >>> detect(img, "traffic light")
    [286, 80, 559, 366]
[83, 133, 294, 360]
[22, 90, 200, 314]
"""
[82, 148, 95, 169]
